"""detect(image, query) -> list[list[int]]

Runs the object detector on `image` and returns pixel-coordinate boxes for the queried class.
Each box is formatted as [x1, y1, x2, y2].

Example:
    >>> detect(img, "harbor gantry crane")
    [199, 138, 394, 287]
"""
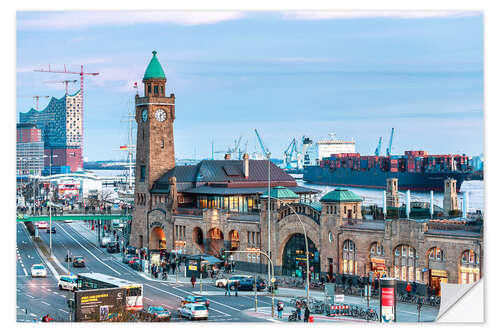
[34, 64, 100, 161]
[386, 128, 395, 157]
[214, 135, 243, 159]
[254, 129, 271, 159]
[374, 136, 382, 156]
[44, 79, 78, 95]
[19, 95, 50, 110]
[283, 138, 299, 171]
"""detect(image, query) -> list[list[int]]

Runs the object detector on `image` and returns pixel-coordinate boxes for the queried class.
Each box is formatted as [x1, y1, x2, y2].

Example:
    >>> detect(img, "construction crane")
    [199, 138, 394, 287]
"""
[254, 129, 271, 159]
[34, 64, 100, 162]
[386, 128, 395, 157]
[30, 95, 50, 110]
[214, 135, 243, 159]
[374, 136, 382, 156]
[44, 80, 78, 95]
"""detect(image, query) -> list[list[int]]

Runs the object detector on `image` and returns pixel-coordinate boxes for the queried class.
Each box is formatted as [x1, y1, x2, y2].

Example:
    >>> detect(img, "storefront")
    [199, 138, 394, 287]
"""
[429, 269, 448, 296]
[370, 258, 387, 277]
[459, 266, 480, 284]
[282, 234, 320, 278]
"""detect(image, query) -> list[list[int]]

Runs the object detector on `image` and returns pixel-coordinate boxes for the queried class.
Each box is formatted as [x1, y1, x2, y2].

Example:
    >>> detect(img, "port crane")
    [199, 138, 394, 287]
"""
[374, 137, 382, 156]
[254, 129, 271, 159]
[214, 135, 243, 159]
[34, 65, 99, 160]
[386, 128, 395, 157]
[44, 79, 78, 95]
[283, 138, 300, 171]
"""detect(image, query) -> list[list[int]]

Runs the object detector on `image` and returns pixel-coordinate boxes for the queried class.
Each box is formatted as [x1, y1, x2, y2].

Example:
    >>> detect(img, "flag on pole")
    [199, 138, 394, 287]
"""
[120, 145, 127, 150]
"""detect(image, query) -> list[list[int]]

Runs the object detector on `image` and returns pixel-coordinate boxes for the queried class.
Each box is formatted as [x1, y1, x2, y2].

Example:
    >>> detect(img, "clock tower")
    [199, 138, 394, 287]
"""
[131, 51, 176, 248]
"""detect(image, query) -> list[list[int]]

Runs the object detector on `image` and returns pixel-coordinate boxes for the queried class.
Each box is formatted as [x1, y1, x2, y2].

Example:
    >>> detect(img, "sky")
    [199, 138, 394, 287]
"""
[16, 11, 484, 161]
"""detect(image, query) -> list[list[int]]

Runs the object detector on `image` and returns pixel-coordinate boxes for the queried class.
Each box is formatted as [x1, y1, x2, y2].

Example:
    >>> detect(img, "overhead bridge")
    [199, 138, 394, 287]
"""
[17, 214, 132, 222]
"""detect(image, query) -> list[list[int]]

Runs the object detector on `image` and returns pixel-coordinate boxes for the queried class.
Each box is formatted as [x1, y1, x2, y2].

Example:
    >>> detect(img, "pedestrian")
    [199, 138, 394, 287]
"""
[406, 282, 412, 297]
[277, 301, 284, 319]
[304, 305, 310, 322]
[191, 275, 196, 288]
[296, 301, 302, 320]
[225, 281, 231, 296]
[342, 274, 346, 286]
[235, 280, 239, 296]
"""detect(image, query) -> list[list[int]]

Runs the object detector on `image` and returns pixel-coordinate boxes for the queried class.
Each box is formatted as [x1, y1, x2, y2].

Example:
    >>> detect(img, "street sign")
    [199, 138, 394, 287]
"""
[325, 283, 335, 296]
[334, 294, 344, 303]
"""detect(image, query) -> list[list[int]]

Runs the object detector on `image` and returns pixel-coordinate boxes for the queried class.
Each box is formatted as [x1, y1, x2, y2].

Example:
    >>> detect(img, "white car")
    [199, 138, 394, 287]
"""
[100, 236, 112, 247]
[31, 264, 47, 277]
[58, 275, 78, 291]
[178, 303, 208, 320]
[215, 275, 252, 288]
[36, 221, 48, 229]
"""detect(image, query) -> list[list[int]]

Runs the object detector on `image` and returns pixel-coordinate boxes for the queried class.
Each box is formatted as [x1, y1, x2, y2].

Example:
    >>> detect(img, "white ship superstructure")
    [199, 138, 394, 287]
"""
[304, 133, 356, 166]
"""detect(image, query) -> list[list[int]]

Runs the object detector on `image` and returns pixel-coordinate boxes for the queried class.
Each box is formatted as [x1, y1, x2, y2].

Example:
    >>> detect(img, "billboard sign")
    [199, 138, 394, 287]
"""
[75, 288, 126, 322]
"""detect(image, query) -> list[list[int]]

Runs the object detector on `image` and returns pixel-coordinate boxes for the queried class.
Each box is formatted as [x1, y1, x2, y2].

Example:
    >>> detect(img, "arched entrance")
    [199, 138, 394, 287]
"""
[229, 230, 240, 250]
[192, 227, 204, 252]
[281, 233, 320, 279]
[150, 226, 166, 250]
[207, 228, 224, 256]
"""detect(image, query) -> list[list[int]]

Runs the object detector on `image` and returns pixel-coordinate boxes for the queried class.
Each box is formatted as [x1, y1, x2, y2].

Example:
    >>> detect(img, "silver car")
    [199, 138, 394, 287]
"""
[178, 303, 208, 320]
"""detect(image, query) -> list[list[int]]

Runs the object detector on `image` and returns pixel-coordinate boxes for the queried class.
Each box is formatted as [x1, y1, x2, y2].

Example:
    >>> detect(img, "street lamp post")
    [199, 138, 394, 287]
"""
[266, 152, 271, 285]
[269, 197, 310, 308]
[226, 250, 275, 317]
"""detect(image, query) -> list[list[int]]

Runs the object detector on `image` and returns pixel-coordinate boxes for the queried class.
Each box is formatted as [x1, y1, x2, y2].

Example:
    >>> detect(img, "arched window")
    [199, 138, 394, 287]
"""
[393, 244, 417, 282]
[428, 247, 445, 262]
[459, 250, 480, 284]
[342, 240, 357, 275]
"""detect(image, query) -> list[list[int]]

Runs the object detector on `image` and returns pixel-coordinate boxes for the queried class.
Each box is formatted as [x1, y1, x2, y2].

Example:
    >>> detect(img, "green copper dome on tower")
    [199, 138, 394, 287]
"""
[261, 186, 299, 200]
[320, 188, 363, 202]
[143, 50, 166, 80]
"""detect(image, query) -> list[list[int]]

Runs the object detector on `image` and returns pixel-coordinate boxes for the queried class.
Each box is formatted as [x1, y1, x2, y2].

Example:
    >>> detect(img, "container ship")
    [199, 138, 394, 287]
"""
[303, 150, 472, 192]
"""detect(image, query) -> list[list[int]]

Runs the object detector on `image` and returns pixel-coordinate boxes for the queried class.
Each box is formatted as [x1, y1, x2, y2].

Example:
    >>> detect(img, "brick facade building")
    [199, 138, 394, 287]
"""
[129, 52, 482, 292]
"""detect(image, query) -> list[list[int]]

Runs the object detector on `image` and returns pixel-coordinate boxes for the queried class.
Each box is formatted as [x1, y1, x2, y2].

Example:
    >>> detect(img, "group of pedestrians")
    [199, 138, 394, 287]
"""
[276, 301, 310, 322]
[224, 280, 239, 296]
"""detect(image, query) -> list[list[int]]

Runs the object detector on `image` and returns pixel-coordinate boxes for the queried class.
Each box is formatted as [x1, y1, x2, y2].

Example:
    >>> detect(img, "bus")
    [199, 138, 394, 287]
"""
[76, 272, 143, 311]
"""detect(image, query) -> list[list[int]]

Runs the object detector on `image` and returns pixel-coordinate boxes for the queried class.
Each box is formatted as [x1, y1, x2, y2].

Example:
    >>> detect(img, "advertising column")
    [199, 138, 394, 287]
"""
[380, 277, 397, 322]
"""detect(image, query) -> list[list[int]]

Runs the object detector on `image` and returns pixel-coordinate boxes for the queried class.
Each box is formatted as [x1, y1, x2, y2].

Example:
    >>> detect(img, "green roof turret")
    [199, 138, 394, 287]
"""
[143, 50, 166, 80]
[320, 188, 363, 202]
[261, 186, 299, 200]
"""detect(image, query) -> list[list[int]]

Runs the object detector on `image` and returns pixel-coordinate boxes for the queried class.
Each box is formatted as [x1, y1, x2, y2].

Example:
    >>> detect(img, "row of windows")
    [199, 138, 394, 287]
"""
[247, 231, 260, 247]
[175, 225, 186, 240]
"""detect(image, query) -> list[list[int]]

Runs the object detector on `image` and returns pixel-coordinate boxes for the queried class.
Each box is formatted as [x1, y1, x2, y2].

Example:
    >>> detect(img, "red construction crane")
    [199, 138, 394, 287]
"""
[34, 65, 99, 161]
[44, 79, 78, 95]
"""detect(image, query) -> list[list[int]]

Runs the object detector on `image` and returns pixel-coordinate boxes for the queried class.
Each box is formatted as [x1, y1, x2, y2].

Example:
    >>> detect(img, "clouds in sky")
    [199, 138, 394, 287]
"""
[17, 10, 482, 30]
[17, 11, 246, 30]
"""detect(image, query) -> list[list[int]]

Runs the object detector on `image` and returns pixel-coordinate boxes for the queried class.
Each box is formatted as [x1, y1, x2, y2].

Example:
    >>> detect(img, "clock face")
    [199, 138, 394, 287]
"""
[141, 109, 148, 122]
[155, 109, 167, 122]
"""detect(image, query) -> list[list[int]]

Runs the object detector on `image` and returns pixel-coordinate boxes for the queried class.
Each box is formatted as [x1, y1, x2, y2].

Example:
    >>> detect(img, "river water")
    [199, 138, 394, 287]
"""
[297, 179, 484, 212]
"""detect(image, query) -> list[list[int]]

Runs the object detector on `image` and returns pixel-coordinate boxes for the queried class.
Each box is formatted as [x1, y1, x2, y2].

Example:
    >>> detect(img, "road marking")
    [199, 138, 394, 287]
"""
[209, 307, 231, 317]
[58, 222, 121, 275]
[23, 268, 28, 276]
[41, 301, 50, 306]
[30, 313, 37, 317]
[171, 286, 241, 313]
[144, 297, 153, 301]
[26, 295, 34, 298]
[58, 309, 69, 313]
[53, 292, 59, 295]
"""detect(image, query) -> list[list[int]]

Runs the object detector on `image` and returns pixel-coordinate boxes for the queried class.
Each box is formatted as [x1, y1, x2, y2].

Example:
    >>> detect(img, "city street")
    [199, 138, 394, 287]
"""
[16, 219, 439, 322]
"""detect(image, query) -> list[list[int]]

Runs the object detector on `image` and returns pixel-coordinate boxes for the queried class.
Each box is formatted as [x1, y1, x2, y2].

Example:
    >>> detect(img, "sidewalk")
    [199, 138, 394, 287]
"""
[242, 306, 366, 323]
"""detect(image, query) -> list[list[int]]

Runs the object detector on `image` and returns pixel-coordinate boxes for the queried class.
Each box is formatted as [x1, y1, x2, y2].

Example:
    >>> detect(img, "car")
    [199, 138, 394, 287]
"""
[72, 256, 85, 267]
[131, 260, 142, 271]
[180, 295, 210, 308]
[36, 221, 48, 229]
[147, 306, 171, 321]
[31, 264, 47, 277]
[126, 246, 137, 255]
[128, 256, 140, 266]
[46, 226, 56, 233]
[215, 275, 252, 288]
[100, 236, 112, 247]
[106, 241, 120, 253]
[122, 254, 134, 264]
[58, 275, 78, 291]
[237, 278, 266, 291]
[178, 303, 208, 320]
[62, 220, 72, 223]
